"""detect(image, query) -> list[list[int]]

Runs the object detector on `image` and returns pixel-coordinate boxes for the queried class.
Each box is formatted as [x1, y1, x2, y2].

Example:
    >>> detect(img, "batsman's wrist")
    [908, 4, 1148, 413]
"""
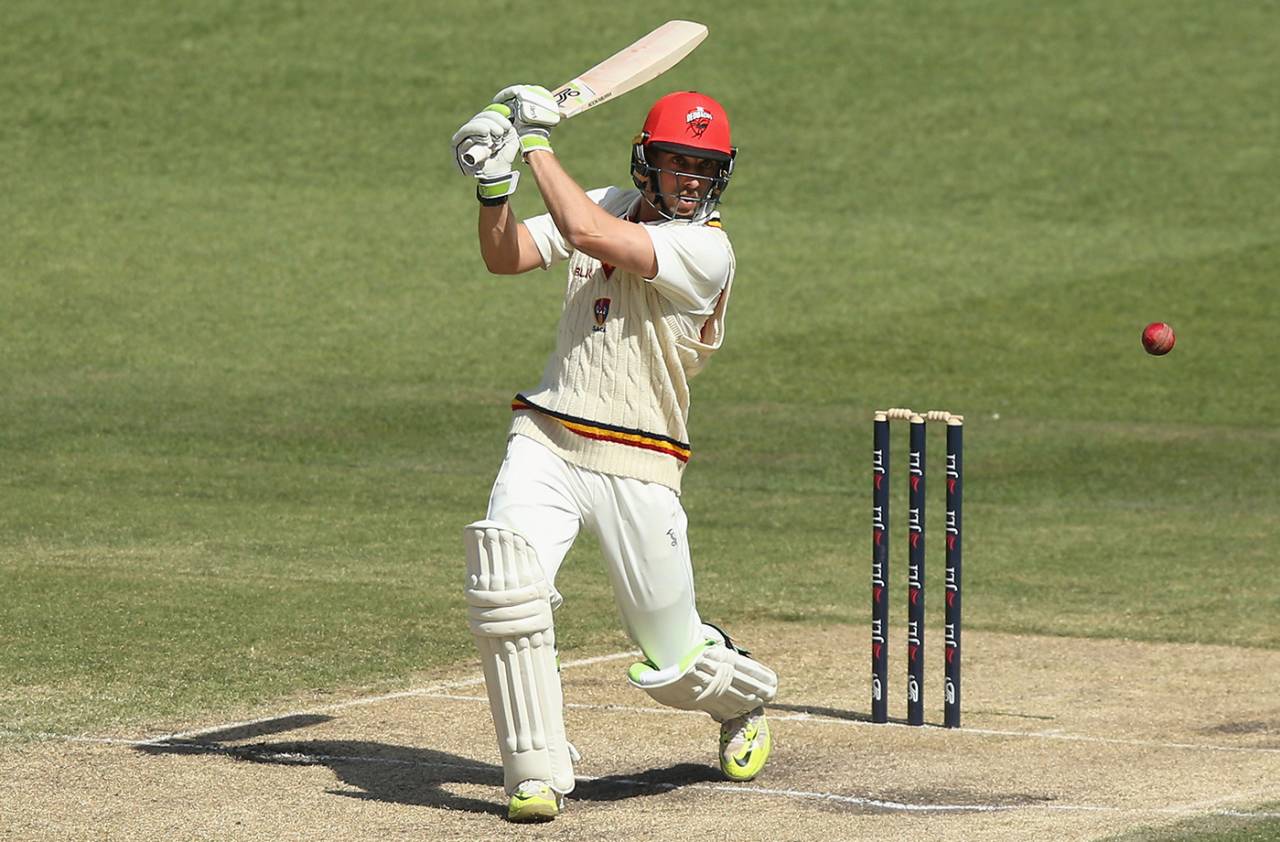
[520, 134, 553, 158]
[477, 171, 519, 205]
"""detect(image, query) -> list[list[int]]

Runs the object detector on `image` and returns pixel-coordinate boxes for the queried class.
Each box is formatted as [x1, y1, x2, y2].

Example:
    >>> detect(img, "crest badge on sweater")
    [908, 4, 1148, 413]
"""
[593, 298, 611, 333]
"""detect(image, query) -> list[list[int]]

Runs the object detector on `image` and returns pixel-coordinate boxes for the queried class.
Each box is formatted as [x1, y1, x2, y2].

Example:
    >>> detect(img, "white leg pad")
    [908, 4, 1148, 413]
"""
[627, 630, 778, 723]
[464, 520, 575, 795]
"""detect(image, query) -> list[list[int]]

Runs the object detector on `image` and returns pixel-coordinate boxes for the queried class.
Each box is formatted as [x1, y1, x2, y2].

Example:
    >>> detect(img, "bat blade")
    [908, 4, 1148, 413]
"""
[551, 20, 708, 118]
[461, 20, 707, 168]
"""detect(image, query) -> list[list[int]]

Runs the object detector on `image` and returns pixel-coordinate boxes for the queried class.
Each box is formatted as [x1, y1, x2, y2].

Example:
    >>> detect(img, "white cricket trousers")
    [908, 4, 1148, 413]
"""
[485, 434, 705, 670]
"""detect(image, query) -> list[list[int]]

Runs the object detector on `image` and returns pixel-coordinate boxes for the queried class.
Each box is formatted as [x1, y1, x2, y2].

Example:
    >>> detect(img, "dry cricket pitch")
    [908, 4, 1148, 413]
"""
[4, 623, 1279, 841]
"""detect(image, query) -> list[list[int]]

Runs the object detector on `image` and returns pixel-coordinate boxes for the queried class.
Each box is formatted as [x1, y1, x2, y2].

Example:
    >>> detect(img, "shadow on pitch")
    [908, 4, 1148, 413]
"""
[134, 714, 722, 815]
[771, 701, 953, 727]
[770, 701, 873, 722]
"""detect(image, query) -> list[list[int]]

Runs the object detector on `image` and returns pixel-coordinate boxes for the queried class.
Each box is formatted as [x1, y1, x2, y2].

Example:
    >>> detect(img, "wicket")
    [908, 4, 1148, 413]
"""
[872, 408, 963, 728]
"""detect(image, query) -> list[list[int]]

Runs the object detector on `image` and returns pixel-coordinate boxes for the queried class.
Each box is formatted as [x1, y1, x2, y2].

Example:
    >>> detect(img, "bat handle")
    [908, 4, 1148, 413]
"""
[461, 142, 492, 167]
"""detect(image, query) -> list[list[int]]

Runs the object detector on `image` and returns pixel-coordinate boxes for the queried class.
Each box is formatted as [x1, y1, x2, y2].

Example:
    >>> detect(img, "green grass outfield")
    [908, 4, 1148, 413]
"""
[1102, 803, 1280, 842]
[3, 1, 1278, 835]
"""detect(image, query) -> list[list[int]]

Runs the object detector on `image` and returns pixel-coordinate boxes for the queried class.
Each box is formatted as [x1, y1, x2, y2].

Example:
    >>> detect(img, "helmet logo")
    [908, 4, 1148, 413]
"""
[685, 106, 713, 138]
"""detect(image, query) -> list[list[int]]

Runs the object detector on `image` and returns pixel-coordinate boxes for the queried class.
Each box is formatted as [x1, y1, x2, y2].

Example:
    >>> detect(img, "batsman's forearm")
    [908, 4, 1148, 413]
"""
[477, 202, 522, 274]
[525, 151, 610, 249]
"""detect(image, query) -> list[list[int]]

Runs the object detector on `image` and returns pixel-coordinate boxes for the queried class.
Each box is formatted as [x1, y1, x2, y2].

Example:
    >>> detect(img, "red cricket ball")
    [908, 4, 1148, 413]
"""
[1142, 322, 1176, 356]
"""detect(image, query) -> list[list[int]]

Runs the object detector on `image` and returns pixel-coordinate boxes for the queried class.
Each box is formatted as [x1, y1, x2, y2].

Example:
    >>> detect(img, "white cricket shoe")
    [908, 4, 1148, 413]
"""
[719, 706, 772, 781]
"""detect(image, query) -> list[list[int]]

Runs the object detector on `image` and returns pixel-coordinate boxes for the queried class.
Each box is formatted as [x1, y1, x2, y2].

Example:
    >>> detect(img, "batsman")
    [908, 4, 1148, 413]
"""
[450, 86, 778, 822]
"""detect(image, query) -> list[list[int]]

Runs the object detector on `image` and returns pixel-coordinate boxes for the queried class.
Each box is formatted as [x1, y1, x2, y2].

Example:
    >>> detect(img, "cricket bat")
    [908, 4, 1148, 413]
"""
[461, 20, 708, 167]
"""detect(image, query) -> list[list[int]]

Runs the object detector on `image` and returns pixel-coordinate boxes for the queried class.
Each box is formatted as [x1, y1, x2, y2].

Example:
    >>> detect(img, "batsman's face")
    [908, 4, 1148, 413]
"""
[650, 150, 720, 217]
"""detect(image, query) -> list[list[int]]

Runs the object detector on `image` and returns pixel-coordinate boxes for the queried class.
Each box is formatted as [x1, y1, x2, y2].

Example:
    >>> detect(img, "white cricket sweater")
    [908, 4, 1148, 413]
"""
[510, 187, 735, 493]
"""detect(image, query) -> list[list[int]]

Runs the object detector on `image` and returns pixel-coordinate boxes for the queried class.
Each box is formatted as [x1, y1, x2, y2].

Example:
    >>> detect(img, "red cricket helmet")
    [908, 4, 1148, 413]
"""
[631, 91, 737, 221]
[640, 91, 734, 161]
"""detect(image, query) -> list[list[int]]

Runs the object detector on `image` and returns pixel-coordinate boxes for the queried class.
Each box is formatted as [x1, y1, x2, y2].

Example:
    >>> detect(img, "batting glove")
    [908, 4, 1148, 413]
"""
[451, 106, 521, 204]
[493, 85, 560, 158]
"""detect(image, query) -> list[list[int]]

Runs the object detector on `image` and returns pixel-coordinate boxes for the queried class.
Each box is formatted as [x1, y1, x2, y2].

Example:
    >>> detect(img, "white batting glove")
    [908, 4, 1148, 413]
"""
[493, 85, 560, 157]
[451, 106, 521, 204]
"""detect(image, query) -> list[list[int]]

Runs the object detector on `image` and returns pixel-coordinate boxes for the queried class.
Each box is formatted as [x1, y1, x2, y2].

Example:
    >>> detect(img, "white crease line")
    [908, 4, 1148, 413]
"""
[1165, 784, 1280, 816]
[127, 650, 639, 745]
[15, 725, 1280, 820]
[43, 646, 1280, 759]
[88, 741, 1280, 819]
[430, 693, 707, 714]
[954, 724, 1280, 755]
[421, 693, 1280, 757]
[15, 646, 1277, 819]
